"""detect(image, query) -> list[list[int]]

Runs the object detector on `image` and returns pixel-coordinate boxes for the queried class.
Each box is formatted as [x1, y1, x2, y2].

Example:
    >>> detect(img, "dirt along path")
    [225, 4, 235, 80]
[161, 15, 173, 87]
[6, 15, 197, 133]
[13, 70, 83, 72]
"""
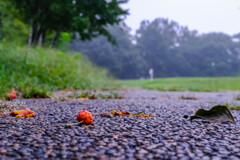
[1, 88, 240, 159]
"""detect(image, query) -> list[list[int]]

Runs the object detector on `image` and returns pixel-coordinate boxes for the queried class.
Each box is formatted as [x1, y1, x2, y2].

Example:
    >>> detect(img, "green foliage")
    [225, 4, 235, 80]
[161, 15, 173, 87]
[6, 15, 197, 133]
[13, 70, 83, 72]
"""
[136, 18, 240, 77]
[118, 77, 240, 91]
[0, 44, 113, 97]
[22, 87, 50, 98]
[1, 0, 128, 46]
[70, 25, 147, 79]
[69, 92, 90, 99]
[96, 92, 123, 99]
[58, 32, 72, 51]
[68, 91, 123, 99]
[0, 13, 29, 45]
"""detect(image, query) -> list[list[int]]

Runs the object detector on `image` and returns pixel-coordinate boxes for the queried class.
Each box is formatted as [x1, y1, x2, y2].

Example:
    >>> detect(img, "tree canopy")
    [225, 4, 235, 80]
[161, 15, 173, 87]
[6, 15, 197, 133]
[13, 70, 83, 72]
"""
[1, 0, 128, 46]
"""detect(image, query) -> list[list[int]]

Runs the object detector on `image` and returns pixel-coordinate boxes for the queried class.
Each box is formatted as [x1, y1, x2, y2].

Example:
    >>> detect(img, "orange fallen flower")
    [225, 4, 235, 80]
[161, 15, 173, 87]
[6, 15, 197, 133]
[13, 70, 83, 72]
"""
[65, 110, 93, 127]
[10, 109, 36, 117]
[9, 90, 17, 99]
[18, 109, 36, 117]
[10, 110, 25, 116]
[79, 97, 89, 100]
[77, 110, 93, 124]
[65, 88, 74, 92]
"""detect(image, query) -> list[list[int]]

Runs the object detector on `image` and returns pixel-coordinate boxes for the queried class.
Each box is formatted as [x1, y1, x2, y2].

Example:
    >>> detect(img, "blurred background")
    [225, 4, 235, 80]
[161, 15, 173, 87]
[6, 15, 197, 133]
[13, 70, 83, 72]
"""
[70, 0, 240, 79]
[1, 0, 240, 95]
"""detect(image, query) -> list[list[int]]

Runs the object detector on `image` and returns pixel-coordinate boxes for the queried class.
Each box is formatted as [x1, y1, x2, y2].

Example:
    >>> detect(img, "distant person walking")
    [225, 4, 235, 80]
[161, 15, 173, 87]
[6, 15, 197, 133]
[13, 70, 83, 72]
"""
[149, 68, 154, 80]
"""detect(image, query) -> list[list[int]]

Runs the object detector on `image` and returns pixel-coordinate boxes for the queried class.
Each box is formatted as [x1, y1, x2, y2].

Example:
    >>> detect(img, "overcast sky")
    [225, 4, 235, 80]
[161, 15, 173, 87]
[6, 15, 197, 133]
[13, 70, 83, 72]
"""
[122, 0, 240, 35]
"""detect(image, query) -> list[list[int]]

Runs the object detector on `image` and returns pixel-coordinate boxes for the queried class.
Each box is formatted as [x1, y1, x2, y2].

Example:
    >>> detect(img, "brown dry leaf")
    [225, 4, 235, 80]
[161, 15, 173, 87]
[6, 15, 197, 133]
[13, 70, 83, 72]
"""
[111, 110, 153, 118]
[121, 111, 131, 116]
[111, 110, 122, 116]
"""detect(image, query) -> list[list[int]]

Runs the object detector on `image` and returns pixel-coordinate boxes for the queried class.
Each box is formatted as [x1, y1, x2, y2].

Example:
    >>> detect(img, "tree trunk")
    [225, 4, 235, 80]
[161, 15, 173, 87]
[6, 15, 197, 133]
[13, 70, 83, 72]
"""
[28, 22, 39, 47]
[28, 24, 33, 47]
[33, 24, 41, 45]
[38, 28, 46, 46]
[29, 23, 47, 47]
[51, 31, 60, 48]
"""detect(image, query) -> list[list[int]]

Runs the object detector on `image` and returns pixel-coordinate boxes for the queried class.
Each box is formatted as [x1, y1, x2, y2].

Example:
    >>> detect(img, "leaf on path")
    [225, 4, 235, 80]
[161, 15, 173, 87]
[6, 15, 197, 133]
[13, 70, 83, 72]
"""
[133, 112, 144, 117]
[121, 111, 131, 116]
[132, 112, 153, 117]
[135, 114, 154, 118]
[111, 110, 132, 116]
[111, 110, 153, 117]
[180, 95, 197, 100]
[190, 105, 235, 123]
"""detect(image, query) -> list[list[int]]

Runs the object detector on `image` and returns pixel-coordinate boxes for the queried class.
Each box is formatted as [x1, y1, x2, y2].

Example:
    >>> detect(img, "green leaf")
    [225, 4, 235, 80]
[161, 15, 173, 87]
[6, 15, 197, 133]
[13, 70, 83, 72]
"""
[74, 53, 82, 59]
[190, 105, 235, 123]
[133, 112, 144, 117]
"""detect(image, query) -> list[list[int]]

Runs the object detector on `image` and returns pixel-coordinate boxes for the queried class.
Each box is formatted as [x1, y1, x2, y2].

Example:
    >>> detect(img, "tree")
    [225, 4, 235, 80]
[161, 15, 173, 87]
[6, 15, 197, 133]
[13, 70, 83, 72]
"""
[70, 25, 147, 79]
[135, 18, 240, 77]
[2, 0, 128, 46]
[176, 33, 240, 76]
[0, 1, 29, 45]
[136, 18, 182, 77]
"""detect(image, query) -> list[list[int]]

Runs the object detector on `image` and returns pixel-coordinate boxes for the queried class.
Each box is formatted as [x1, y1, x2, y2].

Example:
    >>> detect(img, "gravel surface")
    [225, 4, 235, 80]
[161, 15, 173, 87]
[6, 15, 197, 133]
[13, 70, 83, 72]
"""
[1, 89, 240, 159]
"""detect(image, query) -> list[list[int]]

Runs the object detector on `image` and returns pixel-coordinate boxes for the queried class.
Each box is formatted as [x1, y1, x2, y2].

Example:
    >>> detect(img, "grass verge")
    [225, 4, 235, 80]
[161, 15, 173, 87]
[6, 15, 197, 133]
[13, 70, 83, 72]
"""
[0, 44, 114, 97]
[118, 77, 240, 92]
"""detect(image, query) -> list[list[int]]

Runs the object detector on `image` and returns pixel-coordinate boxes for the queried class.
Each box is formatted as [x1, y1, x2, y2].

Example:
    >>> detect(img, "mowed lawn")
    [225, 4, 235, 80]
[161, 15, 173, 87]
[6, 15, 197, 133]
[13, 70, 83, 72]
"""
[118, 77, 240, 91]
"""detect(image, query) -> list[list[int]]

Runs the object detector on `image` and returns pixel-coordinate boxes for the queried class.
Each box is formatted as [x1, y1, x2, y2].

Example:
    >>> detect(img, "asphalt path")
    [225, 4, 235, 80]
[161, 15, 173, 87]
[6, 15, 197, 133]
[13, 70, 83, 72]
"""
[1, 89, 240, 159]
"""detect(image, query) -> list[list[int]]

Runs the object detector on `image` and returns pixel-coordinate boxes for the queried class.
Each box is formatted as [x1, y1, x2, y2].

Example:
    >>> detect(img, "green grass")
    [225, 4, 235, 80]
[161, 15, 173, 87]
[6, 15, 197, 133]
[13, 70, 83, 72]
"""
[118, 77, 240, 92]
[0, 44, 114, 97]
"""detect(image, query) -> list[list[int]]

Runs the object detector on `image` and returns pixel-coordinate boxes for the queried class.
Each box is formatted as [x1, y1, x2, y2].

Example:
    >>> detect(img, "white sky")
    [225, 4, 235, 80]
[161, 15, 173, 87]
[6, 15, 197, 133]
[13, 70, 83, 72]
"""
[122, 0, 240, 35]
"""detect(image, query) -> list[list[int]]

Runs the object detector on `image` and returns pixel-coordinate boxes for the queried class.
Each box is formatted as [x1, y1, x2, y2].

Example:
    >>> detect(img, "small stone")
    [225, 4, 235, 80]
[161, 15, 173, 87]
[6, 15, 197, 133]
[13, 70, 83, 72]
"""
[212, 156, 221, 160]
[202, 156, 210, 160]
[0, 148, 7, 154]
[99, 141, 106, 146]
[138, 149, 148, 154]
[106, 148, 117, 156]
